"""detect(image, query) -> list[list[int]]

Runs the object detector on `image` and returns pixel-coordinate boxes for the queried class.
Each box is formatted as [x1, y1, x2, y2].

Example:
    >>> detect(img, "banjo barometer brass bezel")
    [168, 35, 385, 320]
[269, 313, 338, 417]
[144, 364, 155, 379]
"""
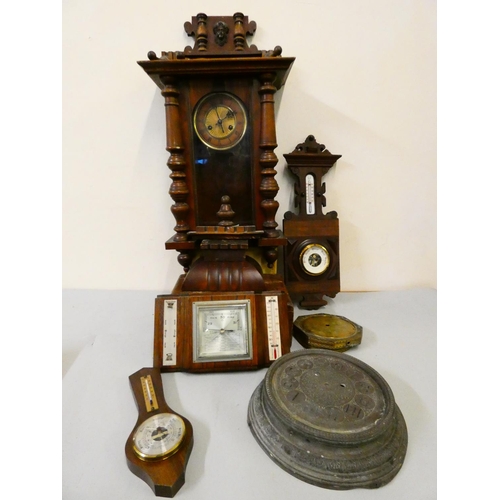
[132, 412, 187, 461]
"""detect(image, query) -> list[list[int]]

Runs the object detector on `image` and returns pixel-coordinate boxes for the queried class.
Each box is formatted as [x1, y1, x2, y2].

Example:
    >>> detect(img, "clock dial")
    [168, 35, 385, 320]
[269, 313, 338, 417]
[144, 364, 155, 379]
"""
[193, 300, 252, 362]
[300, 243, 331, 276]
[132, 412, 186, 461]
[193, 92, 248, 150]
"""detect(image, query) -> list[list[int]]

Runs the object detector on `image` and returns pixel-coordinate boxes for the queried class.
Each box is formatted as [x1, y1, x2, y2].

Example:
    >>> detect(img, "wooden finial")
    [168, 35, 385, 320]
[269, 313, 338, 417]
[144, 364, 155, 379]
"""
[217, 195, 236, 226]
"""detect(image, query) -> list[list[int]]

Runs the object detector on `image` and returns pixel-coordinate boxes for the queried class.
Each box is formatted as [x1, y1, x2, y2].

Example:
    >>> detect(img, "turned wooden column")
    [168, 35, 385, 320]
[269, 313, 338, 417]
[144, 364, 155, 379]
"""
[191, 13, 208, 52]
[258, 72, 280, 239]
[233, 12, 246, 50]
[161, 77, 190, 243]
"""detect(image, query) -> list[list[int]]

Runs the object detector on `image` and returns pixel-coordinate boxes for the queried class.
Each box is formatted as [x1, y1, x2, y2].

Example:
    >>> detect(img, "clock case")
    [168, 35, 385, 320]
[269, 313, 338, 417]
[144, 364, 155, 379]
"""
[138, 14, 295, 372]
[283, 135, 342, 310]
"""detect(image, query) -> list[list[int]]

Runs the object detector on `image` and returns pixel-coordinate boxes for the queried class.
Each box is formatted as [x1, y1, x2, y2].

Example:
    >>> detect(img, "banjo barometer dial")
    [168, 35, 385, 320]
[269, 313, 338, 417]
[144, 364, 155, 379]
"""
[193, 92, 248, 150]
[132, 412, 186, 461]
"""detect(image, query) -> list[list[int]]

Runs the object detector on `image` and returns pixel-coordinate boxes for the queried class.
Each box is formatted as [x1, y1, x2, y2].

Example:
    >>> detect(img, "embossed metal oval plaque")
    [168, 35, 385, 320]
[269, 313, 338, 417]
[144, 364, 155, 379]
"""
[247, 349, 408, 489]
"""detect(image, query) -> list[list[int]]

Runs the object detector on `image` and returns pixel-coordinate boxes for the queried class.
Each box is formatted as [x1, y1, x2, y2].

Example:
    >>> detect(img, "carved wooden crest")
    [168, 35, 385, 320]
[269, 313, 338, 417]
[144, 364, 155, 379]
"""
[147, 13, 283, 61]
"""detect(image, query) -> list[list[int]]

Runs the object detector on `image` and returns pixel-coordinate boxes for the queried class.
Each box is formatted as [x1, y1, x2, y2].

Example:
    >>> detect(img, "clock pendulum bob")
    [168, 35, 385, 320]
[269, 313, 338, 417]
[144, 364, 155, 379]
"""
[125, 367, 194, 497]
[283, 135, 342, 310]
[137, 14, 296, 373]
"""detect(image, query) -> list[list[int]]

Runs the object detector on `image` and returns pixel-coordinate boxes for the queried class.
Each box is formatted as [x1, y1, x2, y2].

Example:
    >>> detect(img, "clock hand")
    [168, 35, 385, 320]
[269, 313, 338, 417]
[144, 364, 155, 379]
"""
[215, 107, 225, 133]
[222, 109, 234, 120]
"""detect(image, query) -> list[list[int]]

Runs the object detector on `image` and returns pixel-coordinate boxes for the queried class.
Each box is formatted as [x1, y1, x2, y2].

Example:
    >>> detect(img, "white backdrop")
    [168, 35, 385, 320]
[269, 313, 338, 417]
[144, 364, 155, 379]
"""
[63, 0, 436, 293]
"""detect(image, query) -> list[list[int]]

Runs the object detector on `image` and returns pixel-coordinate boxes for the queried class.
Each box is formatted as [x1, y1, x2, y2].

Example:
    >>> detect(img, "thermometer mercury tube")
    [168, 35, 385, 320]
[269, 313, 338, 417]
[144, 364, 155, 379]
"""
[305, 174, 315, 215]
[266, 296, 282, 361]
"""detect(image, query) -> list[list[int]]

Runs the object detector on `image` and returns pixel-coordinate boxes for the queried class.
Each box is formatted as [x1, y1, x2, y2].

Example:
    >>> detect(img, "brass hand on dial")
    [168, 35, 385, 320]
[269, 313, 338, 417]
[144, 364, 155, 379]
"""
[215, 107, 225, 133]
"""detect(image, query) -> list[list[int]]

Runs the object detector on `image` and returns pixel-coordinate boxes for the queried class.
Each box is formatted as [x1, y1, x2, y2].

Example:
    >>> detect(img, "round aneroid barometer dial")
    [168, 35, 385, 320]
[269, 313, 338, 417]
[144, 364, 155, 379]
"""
[299, 243, 330, 276]
[132, 412, 186, 461]
[193, 92, 248, 150]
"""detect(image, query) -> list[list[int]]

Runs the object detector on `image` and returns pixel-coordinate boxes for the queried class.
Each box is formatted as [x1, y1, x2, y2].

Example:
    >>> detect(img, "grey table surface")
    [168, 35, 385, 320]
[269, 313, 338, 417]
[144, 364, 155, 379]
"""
[62, 288, 436, 499]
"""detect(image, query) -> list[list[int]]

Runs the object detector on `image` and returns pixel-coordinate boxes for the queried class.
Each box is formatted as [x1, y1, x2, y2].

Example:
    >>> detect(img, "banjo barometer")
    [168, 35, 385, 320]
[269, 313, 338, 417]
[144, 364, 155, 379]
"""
[138, 13, 295, 372]
[125, 367, 193, 497]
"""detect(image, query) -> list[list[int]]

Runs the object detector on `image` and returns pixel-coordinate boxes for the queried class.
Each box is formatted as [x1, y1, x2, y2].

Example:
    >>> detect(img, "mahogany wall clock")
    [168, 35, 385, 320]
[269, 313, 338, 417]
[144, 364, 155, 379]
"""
[138, 13, 295, 372]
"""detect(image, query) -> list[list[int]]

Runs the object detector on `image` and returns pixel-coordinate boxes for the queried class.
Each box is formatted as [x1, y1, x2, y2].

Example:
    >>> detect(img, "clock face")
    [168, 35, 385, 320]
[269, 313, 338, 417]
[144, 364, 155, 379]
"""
[300, 243, 331, 276]
[192, 299, 252, 363]
[193, 92, 248, 150]
[132, 412, 186, 461]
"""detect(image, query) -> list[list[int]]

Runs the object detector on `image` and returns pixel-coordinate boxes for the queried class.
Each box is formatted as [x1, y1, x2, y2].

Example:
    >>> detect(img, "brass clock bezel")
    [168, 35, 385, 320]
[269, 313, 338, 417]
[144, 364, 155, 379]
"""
[299, 243, 331, 276]
[193, 92, 248, 150]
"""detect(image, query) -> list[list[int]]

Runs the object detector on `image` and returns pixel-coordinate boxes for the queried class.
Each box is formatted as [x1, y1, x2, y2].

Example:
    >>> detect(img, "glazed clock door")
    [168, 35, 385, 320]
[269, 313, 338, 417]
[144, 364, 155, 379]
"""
[190, 82, 257, 227]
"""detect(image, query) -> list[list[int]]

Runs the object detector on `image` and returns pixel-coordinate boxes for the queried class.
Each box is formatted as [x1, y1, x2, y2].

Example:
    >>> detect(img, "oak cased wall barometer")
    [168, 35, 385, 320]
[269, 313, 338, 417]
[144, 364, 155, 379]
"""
[138, 13, 295, 373]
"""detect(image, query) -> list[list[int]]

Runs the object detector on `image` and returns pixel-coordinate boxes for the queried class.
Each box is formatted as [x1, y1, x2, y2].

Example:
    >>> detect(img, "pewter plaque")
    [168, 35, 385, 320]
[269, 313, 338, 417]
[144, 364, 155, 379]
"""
[248, 349, 408, 490]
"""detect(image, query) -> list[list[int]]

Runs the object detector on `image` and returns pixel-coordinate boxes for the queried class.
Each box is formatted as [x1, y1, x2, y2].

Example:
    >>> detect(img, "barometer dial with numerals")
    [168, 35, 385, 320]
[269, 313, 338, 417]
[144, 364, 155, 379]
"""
[193, 300, 252, 362]
[132, 412, 186, 461]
